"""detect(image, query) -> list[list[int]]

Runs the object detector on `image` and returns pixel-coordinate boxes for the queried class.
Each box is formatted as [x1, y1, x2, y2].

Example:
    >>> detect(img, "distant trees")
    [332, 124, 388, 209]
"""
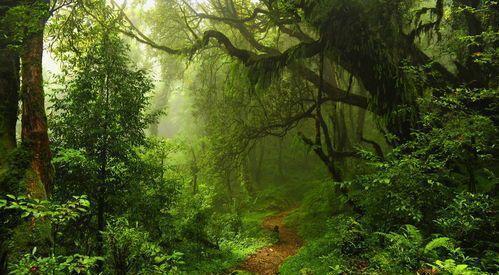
[150, 0, 494, 180]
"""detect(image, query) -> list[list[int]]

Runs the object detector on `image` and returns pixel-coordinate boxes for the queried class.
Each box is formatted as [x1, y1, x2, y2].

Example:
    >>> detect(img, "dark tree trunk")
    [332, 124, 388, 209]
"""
[0, 46, 19, 181]
[20, 2, 52, 199]
[1, 3, 21, 273]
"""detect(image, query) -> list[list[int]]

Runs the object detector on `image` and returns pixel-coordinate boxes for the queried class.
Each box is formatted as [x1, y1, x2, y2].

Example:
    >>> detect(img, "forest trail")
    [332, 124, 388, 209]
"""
[237, 210, 302, 275]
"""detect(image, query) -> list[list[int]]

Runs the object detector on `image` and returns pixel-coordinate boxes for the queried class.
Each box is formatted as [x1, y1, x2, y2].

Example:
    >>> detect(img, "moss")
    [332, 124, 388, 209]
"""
[23, 169, 47, 199]
[0, 147, 30, 195]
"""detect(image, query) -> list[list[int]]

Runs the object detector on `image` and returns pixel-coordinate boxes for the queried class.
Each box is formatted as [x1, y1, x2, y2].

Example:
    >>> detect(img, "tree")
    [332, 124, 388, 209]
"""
[50, 32, 154, 257]
[0, 0, 55, 200]
[0, 1, 20, 177]
[20, 0, 53, 200]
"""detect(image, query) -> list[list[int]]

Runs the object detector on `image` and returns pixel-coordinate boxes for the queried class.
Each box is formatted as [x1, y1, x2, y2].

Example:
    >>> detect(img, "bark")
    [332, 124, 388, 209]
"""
[0, 47, 19, 171]
[1, 3, 21, 273]
[20, 2, 52, 199]
[0, 0, 20, 186]
[21, 35, 52, 198]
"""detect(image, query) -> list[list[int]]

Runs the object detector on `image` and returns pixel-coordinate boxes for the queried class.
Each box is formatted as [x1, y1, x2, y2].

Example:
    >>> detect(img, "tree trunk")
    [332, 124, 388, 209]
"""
[0, 47, 19, 179]
[20, 2, 52, 199]
[0, 0, 21, 192]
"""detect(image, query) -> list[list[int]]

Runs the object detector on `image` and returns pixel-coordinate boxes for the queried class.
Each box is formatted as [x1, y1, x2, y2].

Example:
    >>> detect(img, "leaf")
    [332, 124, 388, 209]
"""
[425, 237, 453, 252]
[454, 264, 470, 273]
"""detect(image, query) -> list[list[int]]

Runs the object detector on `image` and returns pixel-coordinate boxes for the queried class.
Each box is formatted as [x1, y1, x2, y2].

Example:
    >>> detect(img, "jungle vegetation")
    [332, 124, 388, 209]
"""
[0, 0, 497, 274]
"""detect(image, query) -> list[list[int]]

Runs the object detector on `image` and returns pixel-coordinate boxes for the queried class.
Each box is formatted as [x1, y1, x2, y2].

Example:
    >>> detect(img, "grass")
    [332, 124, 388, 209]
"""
[278, 180, 351, 274]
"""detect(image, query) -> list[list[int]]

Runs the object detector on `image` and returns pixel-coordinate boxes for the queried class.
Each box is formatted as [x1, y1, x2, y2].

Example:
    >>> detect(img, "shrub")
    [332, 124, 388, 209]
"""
[435, 192, 496, 250]
[103, 218, 183, 274]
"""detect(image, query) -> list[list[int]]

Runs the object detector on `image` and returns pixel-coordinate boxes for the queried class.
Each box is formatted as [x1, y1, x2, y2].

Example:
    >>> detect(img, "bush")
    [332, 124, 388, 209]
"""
[103, 218, 183, 274]
[435, 192, 496, 250]
[280, 215, 365, 274]
[10, 249, 101, 275]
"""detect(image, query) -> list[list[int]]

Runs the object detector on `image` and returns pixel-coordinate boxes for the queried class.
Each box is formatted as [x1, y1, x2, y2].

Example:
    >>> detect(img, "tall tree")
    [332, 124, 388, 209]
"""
[51, 32, 154, 257]
[21, 1, 52, 199]
[0, 2, 20, 175]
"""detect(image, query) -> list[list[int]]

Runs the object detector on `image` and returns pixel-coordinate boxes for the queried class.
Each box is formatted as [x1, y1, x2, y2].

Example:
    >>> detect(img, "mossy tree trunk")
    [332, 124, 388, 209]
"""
[0, 42, 20, 182]
[20, 0, 52, 199]
[0, 0, 21, 193]
[0, 3, 21, 272]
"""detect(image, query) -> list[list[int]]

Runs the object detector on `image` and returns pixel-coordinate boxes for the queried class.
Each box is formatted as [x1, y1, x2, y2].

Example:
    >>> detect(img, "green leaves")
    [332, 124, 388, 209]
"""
[10, 251, 103, 275]
[103, 217, 183, 273]
[435, 192, 495, 243]
[425, 237, 453, 253]
[0, 194, 90, 225]
[0, 1, 50, 51]
[432, 259, 486, 275]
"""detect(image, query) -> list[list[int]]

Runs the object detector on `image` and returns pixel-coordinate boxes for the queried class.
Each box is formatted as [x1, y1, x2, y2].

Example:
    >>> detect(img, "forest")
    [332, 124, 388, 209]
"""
[0, 0, 497, 274]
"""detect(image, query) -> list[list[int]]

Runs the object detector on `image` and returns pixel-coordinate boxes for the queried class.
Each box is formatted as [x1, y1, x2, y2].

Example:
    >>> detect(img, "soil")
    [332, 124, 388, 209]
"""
[237, 210, 302, 275]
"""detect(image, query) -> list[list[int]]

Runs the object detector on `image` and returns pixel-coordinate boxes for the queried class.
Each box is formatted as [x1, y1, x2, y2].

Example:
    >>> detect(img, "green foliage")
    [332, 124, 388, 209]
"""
[0, 1, 50, 50]
[285, 180, 346, 238]
[282, 211, 365, 274]
[3, 0, 498, 274]
[353, 154, 449, 229]
[373, 225, 426, 272]
[352, 86, 498, 233]
[0, 195, 89, 225]
[10, 249, 102, 275]
[103, 218, 183, 274]
[184, 210, 276, 273]
[435, 192, 496, 252]
[1, 194, 98, 274]
[48, 29, 160, 254]
[431, 259, 487, 275]
[50, 32, 155, 158]
[0, 147, 31, 195]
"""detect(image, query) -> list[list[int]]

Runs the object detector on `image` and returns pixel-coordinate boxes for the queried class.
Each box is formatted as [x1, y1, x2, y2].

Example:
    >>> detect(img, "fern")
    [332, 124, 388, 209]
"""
[432, 259, 486, 275]
[424, 237, 454, 253]
[405, 225, 423, 245]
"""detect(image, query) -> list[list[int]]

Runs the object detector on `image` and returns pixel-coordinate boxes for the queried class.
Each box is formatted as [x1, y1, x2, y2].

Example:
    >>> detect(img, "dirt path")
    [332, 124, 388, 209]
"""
[237, 210, 302, 275]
